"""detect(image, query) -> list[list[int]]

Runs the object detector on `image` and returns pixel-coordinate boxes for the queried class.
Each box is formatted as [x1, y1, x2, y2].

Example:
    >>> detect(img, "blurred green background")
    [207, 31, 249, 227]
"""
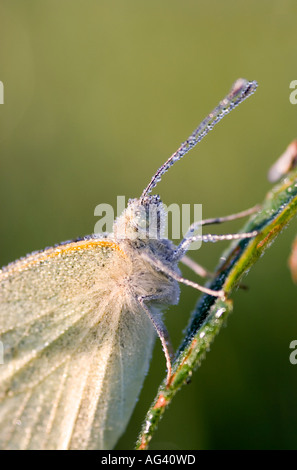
[1, 0, 297, 450]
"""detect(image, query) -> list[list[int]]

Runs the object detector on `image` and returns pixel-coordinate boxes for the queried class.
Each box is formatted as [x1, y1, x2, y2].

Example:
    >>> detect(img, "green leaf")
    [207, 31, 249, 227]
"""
[135, 168, 297, 450]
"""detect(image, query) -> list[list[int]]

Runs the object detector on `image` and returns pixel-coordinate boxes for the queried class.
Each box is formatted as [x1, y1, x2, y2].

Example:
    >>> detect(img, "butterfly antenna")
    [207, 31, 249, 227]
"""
[140, 78, 257, 202]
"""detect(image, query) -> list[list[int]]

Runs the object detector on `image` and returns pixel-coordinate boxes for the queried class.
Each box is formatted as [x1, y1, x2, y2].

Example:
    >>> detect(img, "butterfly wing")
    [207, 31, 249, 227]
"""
[0, 238, 155, 449]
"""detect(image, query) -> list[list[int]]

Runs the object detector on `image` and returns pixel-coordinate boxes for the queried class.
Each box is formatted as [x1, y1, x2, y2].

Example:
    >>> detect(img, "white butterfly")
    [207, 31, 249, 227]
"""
[0, 79, 258, 450]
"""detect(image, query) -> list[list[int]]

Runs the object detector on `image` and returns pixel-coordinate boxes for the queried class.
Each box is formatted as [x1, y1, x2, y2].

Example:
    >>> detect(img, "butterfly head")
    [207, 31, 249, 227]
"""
[113, 195, 166, 242]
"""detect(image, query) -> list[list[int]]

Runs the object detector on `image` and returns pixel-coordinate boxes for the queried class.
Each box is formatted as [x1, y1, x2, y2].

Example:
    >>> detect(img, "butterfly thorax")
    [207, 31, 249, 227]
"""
[111, 197, 180, 307]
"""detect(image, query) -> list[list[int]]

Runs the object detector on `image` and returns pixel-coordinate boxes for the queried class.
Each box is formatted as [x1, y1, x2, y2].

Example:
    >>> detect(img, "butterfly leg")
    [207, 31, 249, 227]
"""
[179, 206, 260, 279]
[174, 230, 258, 261]
[181, 251, 249, 291]
[183, 205, 260, 239]
[137, 294, 174, 386]
[174, 205, 260, 261]
[191, 205, 260, 230]
[181, 255, 213, 279]
[141, 252, 225, 299]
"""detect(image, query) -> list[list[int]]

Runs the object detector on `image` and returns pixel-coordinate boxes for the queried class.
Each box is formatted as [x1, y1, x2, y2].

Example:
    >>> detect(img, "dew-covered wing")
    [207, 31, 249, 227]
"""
[0, 239, 155, 449]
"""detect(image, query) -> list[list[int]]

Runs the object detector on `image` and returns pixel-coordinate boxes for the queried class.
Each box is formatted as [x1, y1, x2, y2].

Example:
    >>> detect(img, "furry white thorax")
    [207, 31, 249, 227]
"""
[111, 196, 180, 308]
